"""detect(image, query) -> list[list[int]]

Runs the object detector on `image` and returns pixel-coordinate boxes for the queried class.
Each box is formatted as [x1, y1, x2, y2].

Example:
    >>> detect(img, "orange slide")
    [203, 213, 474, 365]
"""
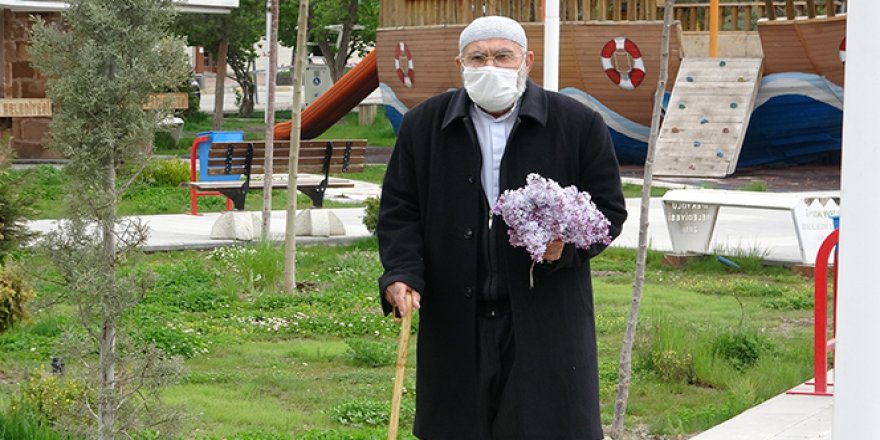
[274, 49, 380, 140]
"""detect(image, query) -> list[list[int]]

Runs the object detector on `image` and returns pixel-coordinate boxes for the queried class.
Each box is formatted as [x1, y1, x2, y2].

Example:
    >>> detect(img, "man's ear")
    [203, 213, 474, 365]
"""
[524, 50, 535, 73]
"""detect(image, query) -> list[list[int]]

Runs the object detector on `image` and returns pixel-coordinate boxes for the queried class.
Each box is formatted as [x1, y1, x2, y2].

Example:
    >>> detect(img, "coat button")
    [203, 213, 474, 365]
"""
[463, 228, 473, 239]
[464, 287, 473, 298]
[468, 176, 475, 184]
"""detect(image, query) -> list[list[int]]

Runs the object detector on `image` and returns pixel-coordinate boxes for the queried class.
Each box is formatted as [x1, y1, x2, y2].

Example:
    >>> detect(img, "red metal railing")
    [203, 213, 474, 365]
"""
[189, 135, 232, 215]
[788, 228, 839, 396]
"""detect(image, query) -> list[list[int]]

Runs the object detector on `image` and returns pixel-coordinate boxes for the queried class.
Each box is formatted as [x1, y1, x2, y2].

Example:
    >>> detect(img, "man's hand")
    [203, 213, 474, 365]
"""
[385, 281, 422, 317]
[543, 239, 564, 262]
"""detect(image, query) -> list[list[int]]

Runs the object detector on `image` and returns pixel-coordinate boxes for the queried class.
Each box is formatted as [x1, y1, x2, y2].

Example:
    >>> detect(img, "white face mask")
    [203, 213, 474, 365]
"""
[462, 62, 527, 113]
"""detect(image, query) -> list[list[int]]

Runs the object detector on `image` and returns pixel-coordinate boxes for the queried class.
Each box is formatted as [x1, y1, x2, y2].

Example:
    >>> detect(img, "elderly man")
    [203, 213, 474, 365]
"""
[377, 15, 628, 440]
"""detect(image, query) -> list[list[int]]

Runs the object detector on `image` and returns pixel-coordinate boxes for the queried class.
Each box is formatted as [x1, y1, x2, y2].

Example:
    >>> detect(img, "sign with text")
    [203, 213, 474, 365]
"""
[0, 99, 52, 117]
[144, 93, 189, 110]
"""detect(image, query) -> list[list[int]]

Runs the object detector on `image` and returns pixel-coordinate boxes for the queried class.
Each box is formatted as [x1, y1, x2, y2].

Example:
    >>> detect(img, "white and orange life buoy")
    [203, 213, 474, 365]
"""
[600, 37, 646, 90]
[394, 41, 415, 88]
[839, 37, 846, 64]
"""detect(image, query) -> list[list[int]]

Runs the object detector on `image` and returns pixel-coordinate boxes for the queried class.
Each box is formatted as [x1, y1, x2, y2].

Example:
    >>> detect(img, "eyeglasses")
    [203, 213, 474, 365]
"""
[461, 50, 523, 68]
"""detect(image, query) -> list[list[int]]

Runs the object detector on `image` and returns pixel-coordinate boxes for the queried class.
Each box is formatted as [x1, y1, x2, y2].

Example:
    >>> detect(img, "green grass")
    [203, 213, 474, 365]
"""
[155, 108, 397, 157]
[14, 164, 386, 219]
[623, 183, 669, 198]
[0, 240, 823, 438]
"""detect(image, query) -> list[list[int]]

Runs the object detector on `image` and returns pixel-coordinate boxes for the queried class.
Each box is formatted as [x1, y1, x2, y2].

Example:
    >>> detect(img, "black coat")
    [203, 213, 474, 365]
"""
[377, 81, 628, 440]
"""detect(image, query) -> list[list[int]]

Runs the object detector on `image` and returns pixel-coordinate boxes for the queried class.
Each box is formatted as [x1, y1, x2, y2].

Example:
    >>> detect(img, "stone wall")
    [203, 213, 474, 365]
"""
[3, 10, 60, 159]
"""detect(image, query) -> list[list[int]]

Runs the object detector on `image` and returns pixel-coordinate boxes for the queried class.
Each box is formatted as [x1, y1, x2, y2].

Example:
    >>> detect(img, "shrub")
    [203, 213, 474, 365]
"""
[362, 197, 379, 235]
[15, 369, 90, 423]
[712, 330, 768, 371]
[137, 159, 190, 186]
[651, 349, 696, 384]
[0, 264, 36, 332]
[0, 156, 36, 262]
[344, 338, 396, 367]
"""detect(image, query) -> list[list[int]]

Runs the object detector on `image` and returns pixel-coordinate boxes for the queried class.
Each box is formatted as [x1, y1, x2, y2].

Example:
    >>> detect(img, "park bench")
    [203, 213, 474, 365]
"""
[189, 137, 366, 214]
[662, 189, 840, 265]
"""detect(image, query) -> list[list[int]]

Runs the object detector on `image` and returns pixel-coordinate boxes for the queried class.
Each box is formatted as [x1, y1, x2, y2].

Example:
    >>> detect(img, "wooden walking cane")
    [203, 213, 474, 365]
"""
[388, 289, 413, 440]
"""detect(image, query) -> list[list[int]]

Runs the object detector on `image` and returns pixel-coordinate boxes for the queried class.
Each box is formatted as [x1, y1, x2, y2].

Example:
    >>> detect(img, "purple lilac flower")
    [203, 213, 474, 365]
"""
[493, 174, 612, 263]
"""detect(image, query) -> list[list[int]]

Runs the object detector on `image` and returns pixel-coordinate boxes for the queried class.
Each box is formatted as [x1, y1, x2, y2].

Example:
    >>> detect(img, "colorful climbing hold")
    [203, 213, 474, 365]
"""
[722, 128, 730, 134]
[719, 60, 727, 67]
[672, 127, 680, 133]
[716, 151, 725, 158]
[737, 76, 747, 82]
[678, 103, 686, 109]
[686, 76, 694, 82]
[730, 102, 738, 109]
[688, 163, 697, 170]
[693, 140, 702, 147]
[699, 117, 709, 125]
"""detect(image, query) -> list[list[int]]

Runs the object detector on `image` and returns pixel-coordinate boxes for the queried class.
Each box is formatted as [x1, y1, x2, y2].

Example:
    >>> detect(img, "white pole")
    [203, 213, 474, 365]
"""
[833, 2, 880, 439]
[264, 0, 272, 124]
[542, 0, 560, 92]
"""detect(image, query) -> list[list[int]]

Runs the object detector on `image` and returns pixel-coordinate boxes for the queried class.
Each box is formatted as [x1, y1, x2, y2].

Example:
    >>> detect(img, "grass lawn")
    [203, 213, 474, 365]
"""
[14, 163, 387, 220]
[0, 238, 825, 439]
[156, 108, 397, 157]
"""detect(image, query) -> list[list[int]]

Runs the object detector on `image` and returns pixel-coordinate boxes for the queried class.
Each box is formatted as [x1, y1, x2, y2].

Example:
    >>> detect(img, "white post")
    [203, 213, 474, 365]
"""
[264, 0, 272, 124]
[542, 0, 560, 92]
[833, 2, 880, 438]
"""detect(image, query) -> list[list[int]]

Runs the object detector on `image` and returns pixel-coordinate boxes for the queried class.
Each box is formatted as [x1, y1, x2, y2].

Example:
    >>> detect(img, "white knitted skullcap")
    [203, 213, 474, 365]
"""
[459, 16, 527, 53]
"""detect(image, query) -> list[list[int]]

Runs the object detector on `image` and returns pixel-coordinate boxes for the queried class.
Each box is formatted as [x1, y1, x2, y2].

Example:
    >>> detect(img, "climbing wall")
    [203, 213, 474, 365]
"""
[654, 58, 764, 177]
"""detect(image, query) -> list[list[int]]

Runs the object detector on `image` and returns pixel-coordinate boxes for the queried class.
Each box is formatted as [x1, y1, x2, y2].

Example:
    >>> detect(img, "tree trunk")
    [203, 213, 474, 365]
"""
[284, 0, 310, 292]
[212, 39, 228, 130]
[262, 0, 279, 239]
[98, 160, 118, 440]
[609, 0, 675, 437]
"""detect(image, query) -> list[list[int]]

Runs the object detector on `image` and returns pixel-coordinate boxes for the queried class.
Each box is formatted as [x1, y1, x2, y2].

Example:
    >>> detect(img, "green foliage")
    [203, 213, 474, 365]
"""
[344, 338, 395, 367]
[174, 0, 265, 116]
[147, 259, 235, 312]
[621, 183, 669, 198]
[712, 330, 768, 371]
[0, 264, 36, 332]
[362, 197, 379, 235]
[739, 180, 769, 192]
[0, 163, 36, 264]
[209, 242, 285, 292]
[329, 399, 413, 427]
[135, 159, 190, 186]
[132, 309, 210, 358]
[279, 0, 380, 81]
[15, 369, 90, 423]
[763, 292, 814, 310]
[0, 406, 67, 440]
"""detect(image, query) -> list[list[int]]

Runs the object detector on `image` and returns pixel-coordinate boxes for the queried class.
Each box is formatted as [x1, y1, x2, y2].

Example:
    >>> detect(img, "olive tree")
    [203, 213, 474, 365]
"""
[30, 1, 191, 438]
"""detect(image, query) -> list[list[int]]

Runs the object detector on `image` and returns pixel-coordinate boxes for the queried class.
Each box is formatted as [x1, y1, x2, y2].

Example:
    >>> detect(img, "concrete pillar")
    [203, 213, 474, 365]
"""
[833, 2, 880, 438]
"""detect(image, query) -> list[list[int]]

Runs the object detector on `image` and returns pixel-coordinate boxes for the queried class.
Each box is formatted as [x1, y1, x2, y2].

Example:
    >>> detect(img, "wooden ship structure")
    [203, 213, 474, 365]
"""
[373, 0, 847, 176]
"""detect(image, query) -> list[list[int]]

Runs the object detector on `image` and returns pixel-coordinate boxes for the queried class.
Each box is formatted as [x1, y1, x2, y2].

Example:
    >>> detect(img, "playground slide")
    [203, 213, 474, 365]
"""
[274, 49, 379, 140]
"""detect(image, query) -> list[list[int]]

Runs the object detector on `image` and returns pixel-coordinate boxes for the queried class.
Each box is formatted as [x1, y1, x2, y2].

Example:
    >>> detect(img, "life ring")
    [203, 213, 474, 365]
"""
[394, 41, 414, 88]
[600, 37, 646, 90]
[839, 37, 846, 64]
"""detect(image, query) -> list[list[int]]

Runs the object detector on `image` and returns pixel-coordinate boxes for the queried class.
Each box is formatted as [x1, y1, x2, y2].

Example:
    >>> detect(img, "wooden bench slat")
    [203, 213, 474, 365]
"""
[208, 164, 365, 175]
[194, 138, 367, 210]
[206, 157, 366, 167]
[207, 146, 367, 158]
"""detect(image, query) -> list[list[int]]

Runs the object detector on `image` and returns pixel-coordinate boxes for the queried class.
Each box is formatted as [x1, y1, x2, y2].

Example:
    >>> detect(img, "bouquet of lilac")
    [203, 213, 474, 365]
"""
[493, 173, 612, 263]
